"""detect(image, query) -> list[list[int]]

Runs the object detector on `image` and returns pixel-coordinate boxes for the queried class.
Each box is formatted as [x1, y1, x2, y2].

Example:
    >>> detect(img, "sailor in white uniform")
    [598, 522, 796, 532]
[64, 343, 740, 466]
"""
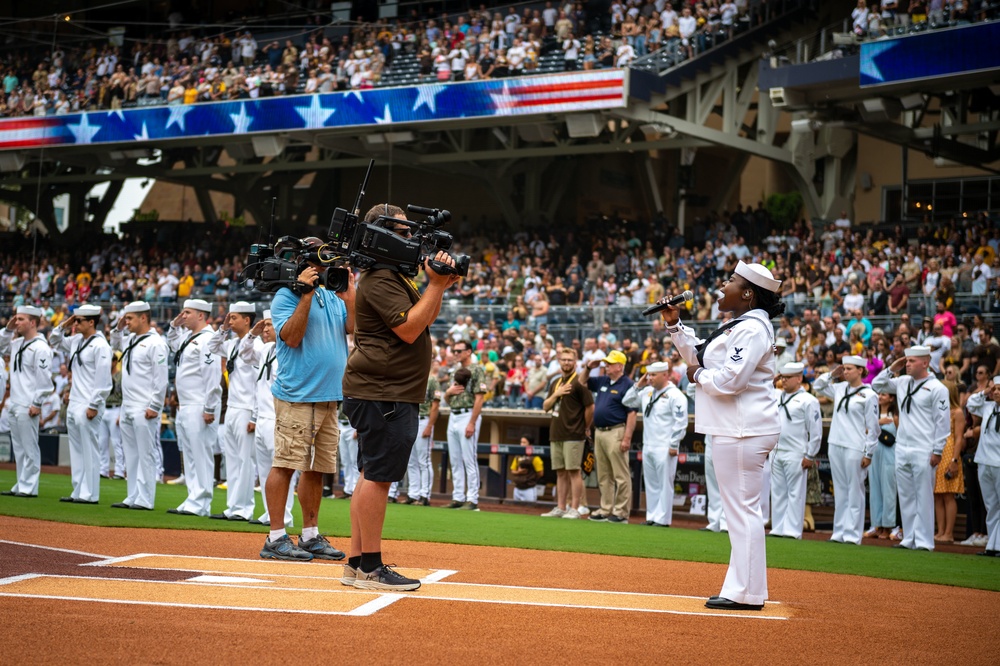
[871, 346, 950, 551]
[166, 299, 221, 517]
[241, 310, 294, 527]
[339, 405, 359, 497]
[965, 377, 1000, 556]
[0, 305, 55, 497]
[659, 261, 783, 611]
[49, 305, 112, 504]
[623, 361, 688, 526]
[207, 301, 258, 521]
[110, 301, 168, 510]
[770, 362, 822, 539]
[813, 355, 880, 544]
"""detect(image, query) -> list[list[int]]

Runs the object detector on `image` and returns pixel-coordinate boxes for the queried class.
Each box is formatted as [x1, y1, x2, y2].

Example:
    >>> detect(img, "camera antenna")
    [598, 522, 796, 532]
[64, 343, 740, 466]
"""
[268, 196, 277, 245]
[353, 159, 375, 216]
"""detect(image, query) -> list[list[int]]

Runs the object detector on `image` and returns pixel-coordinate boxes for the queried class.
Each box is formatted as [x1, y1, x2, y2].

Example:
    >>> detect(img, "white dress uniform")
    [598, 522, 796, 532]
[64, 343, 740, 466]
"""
[871, 350, 950, 551]
[670, 299, 779, 606]
[49, 314, 112, 502]
[962, 388, 1000, 554]
[111, 312, 168, 509]
[241, 331, 294, 526]
[623, 375, 688, 526]
[338, 407, 359, 495]
[1, 321, 55, 496]
[208, 319, 257, 520]
[770, 383, 822, 539]
[813, 369, 880, 544]
[167, 318, 222, 516]
[99, 371, 123, 478]
[704, 435, 728, 532]
[406, 376, 441, 502]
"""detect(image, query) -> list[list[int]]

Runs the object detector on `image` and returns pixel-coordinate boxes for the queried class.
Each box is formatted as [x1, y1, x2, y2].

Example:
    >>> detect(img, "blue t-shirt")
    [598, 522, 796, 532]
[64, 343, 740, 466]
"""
[271, 286, 348, 403]
[587, 374, 636, 427]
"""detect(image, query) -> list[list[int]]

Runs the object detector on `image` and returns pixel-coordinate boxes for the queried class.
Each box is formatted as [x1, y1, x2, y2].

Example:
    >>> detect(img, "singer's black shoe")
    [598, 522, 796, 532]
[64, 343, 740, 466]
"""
[705, 597, 764, 611]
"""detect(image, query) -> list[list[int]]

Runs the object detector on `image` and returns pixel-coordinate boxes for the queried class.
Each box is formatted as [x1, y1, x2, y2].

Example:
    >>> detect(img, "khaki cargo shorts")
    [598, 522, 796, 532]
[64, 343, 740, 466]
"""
[273, 398, 340, 473]
[550, 440, 584, 471]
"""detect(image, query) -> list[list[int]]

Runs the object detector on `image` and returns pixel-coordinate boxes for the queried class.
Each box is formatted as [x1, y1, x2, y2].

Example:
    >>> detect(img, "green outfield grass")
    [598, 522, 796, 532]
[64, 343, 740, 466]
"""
[1, 470, 997, 592]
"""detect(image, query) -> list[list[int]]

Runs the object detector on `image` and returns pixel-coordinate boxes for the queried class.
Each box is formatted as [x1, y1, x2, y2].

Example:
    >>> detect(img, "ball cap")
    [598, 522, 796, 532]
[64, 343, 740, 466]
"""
[780, 362, 804, 375]
[183, 298, 213, 314]
[904, 345, 931, 357]
[735, 260, 781, 293]
[229, 301, 256, 315]
[16, 305, 43, 317]
[75, 304, 102, 317]
[841, 355, 866, 367]
[646, 361, 671, 373]
[123, 301, 150, 314]
[603, 350, 628, 365]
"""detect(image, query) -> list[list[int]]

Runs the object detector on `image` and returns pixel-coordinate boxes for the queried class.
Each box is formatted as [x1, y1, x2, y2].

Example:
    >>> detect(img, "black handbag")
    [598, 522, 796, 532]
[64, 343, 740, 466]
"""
[878, 430, 895, 447]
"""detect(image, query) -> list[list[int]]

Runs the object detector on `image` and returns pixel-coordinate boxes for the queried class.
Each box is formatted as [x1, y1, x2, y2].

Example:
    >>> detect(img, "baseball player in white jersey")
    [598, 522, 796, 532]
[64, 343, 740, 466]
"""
[1, 305, 54, 497]
[770, 363, 822, 539]
[110, 301, 168, 510]
[965, 378, 1000, 556]
[623, 361, 688, 527]
[339, 405, 359, 497]
[166, 299, 222, 517]
[872, 346, 950, 551]
[208, 301, 258, 521]
[48, 305, 112, 504]
[241, 310, 294, 527]
[814, 355, 880, 544]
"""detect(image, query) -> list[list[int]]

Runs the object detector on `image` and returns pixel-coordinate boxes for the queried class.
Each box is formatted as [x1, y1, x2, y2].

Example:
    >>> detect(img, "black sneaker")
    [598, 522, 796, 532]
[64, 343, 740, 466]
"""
[419, 497, 430, 506]
[460, 502, 479, 511]
[607, 515, 627, 523]
[388, 496, 398, 504]
[297, 534, 346, 561]
[260, 534, 313, 561]
[353, 564, 421, 591]
[589, 513, 608, 522]
[446, 500, 464, 509]
[403, 497, 417, 505]
[59, 496, 75, 502]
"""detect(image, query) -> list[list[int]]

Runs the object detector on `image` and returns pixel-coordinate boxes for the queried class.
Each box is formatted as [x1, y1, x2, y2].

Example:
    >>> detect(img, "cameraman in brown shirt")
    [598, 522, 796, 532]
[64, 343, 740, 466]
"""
[341, 204, 461, 591]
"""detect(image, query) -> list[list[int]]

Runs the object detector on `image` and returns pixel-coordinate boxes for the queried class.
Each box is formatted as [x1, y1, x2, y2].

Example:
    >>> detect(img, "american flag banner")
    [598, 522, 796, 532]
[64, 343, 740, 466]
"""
[0, 70, 628, 152]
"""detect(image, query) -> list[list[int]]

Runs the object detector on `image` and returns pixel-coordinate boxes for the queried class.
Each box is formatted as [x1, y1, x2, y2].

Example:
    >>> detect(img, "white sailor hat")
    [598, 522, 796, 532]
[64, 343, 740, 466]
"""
[229, 301, 256, 315]
[779, 362, 804, 375]
[183, 298, 213, 313]
[646, 361, 671, 373]
[841, 355, 866, 367]
[262, 310, 271, 320]
[775, 337, 788, 347]
[16, 305, 43, 317]
[75, 304, 102, 317]
[735, 260, 781, 293]
[993, 375, 1000, 385]
[904, 345, 931, 357]
[123, 301, 150, 314]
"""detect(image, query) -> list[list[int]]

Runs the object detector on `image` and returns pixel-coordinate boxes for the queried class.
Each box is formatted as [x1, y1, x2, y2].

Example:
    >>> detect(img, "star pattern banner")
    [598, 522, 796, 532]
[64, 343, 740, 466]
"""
[0, 70, 627, 152]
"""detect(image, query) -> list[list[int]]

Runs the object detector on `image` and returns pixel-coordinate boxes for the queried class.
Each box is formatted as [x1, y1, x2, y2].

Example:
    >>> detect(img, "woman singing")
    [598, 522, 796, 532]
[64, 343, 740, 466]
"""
[658, 261, 784, 611]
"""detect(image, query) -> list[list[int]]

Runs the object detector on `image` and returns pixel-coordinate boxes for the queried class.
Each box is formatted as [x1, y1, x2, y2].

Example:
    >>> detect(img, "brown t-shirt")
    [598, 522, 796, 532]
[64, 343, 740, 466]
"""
[343, 269, 431, 404]
[546, 372, 594, 441]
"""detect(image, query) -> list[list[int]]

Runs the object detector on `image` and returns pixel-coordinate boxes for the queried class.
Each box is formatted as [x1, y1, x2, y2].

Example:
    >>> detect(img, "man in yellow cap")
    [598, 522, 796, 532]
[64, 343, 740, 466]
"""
[580, 349, 638, 522]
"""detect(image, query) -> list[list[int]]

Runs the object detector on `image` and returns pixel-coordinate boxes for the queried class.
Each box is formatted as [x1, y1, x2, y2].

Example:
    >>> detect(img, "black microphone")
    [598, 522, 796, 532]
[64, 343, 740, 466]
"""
[642, 290, 694, 317]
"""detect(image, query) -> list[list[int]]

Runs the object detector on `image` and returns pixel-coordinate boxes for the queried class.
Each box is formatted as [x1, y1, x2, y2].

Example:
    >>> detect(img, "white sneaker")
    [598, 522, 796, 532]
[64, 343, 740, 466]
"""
[890, 526, 903, 541]
[577, 505, 590, 516]
[975, 534, 990, 548]
[540, 507, 566, 518]
[958, 534, 980, 547]
[561, 508, 581, 519]
[166, 475, 186, 485]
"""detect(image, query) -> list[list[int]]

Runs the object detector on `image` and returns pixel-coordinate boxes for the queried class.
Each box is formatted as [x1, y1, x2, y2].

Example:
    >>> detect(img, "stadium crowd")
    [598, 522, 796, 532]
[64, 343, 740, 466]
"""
[0, 0, 781, 116]
[2, 203, 999, 549]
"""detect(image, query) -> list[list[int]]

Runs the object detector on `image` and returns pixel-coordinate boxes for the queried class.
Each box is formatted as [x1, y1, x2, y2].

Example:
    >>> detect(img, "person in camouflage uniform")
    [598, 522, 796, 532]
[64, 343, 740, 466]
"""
[403, 371, 441, 505]
[444, 343, 487, 510]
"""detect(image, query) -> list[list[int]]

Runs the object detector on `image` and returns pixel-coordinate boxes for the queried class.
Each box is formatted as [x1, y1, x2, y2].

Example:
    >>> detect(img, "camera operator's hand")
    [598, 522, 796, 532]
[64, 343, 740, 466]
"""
[297, 265, 319, 292]
[335, 267, 356, 304]
[425, 251, 462, 289]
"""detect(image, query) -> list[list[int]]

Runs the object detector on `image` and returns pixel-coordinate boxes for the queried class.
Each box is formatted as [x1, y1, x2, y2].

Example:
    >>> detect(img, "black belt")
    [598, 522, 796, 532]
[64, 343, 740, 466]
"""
[451, 408, 471, 415]
[596, 423, 625, 431]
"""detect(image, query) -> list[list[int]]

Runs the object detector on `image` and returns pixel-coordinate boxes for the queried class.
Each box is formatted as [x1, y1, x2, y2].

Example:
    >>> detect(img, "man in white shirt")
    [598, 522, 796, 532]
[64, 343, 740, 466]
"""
[156, 269, 180, 303]
[971, 253, 992, 296]
[110, 302, 169, 510]
[623, 362, 688, 527]
[770, 363, 822, 539]
[833, 210, 851, 236]
[208, 302, 259, 521]
[165, 299, 221, 517]
[48, 305, 112, 504]
[563, 32, 581, 70]
[0, 305, 55, 497]
[627, 270, 650, 306]
[678, 7, 698, 57]
[924, 322, 951, 377]
[872, 346, 950, 551]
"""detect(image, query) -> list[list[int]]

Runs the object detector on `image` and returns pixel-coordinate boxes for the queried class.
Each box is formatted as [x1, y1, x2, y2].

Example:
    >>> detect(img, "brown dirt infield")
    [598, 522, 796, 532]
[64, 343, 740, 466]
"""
[0, 515, 997, 665]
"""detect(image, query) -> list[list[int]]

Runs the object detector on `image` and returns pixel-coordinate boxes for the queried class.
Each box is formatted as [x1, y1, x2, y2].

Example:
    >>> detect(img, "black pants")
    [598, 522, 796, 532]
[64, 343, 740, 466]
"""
[343, 398, 418, 483]
[962, 453, 987, 537]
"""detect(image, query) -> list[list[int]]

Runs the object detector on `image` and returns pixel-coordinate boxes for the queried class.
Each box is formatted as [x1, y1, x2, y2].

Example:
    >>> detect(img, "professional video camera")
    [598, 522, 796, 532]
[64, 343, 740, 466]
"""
[240, 160, 469, 294]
